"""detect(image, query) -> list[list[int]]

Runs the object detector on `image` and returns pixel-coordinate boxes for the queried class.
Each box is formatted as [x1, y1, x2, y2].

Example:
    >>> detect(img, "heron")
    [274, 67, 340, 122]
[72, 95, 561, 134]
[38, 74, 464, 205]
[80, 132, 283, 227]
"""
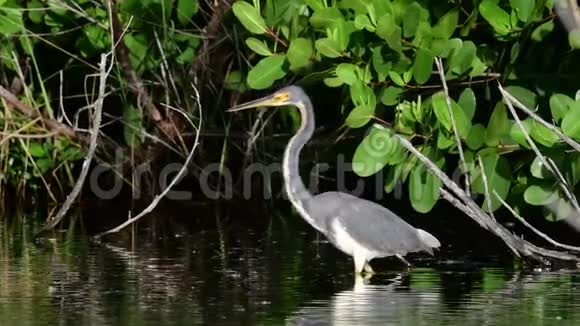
[228, 85, 441, 274]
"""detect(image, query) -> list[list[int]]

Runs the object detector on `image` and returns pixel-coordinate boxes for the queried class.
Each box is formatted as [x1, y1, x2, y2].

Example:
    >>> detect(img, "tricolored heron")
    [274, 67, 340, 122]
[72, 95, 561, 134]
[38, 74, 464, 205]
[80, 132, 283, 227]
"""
[228, 86, 441, 274]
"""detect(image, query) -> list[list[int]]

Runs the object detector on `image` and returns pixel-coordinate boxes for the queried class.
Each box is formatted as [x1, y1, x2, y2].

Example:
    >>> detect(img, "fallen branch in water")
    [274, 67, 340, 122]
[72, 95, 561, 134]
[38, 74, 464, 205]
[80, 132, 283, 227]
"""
[97, 83, 203, 236]
[42, 53, 112, 231]
[393, 134, 580, 263]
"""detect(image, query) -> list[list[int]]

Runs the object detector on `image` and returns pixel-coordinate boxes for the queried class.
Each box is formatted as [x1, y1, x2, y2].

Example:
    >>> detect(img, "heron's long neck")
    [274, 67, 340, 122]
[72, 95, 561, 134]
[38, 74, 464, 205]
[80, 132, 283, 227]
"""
[283, 100, 315, 207]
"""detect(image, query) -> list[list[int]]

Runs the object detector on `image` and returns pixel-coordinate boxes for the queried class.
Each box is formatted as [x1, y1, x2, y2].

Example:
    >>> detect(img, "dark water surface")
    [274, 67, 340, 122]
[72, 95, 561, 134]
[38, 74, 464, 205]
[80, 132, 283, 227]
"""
[1, 216, 580, 326]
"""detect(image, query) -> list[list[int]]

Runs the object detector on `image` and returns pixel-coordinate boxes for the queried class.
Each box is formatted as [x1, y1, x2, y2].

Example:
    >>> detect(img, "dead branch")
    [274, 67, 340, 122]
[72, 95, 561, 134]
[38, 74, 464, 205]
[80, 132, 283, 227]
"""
[97, 83, 203, 236]
[435, 57, 470, 196]
[43, 53, 111, 231]
[108, 0, 162, 123]
[394, 134, 580, 263]
[0, 85, 77, 139]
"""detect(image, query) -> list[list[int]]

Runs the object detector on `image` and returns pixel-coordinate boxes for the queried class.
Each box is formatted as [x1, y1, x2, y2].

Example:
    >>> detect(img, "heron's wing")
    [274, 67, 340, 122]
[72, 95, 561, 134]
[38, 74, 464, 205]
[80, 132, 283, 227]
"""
[307, 192, 439, 255]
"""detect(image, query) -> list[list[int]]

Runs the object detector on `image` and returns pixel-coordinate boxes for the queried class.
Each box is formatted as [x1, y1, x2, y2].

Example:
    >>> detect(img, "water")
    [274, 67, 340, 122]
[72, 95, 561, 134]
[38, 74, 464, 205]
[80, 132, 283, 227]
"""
[1, 218, 580, 325]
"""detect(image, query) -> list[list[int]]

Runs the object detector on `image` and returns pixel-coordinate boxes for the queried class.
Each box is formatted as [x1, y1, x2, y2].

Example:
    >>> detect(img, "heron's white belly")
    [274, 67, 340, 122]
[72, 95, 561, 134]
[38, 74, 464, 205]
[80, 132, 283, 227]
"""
[331, 219, 379, 259]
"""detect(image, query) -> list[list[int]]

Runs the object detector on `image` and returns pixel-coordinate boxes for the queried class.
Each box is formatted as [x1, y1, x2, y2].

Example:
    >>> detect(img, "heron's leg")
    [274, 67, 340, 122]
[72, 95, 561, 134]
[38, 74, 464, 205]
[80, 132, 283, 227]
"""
[396, 254, 411, 267]
[363, 262, 375, 274]
[353, 253, 366, 274]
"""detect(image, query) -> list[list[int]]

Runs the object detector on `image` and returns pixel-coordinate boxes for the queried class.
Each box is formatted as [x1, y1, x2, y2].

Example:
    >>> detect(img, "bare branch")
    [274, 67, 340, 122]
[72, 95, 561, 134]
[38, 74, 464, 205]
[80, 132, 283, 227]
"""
[435, 57, 470, 196]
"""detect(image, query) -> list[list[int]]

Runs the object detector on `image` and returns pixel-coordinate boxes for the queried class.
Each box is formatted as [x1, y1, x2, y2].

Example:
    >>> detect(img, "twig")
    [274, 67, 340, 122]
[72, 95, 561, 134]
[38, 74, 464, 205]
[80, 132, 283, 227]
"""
[97, 83, 203, 235]
[478, 154, 495, 219]
[108, 0, 162, 123]
[499, 84, 580, 215]
[435, 57, 470, 196]
[0, 85, 77, 139]
[500, 86, 580, 152]
[43, 53, 111, 231]
[494, 190, 580, 253]
[393, 133, 580, 262]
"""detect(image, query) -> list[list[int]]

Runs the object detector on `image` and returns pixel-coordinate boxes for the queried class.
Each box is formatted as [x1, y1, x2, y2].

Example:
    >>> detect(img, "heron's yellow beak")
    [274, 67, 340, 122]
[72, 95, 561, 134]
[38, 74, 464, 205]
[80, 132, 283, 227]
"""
[227, 92, 289, 112]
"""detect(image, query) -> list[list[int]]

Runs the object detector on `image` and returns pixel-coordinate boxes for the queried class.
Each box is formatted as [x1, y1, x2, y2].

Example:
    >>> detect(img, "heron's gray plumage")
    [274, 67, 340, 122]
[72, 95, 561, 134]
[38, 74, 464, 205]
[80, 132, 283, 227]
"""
[307, 192, 439, 257]
[229, 85, 441, 274]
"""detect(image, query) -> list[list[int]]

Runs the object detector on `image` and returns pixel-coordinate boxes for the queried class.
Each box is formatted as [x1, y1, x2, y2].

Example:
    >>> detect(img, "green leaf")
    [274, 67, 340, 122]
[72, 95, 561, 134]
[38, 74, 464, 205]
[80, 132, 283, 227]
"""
[524, 183, 558, 206]
[531, 20, 554, 42]
[431, 92, 471, 138]
[385, 162, 404, 193]
[408, 146, 443, 213]
[353, 125, 393, 177]
[529, 120, 559, 147]
[336, 63, 360, 86]
[376, 14, 402, 51]
[247, 55, 287, 89]
[354, 14, 375, 32]
[304, 0, 325, 11]
[324, 77, 343, 87]
[509, 118, 532, 148]
[413, 48, 433, 85]
[381, 86, 403, 106]
[458, 88, 476, 121]
[485, 101, 509, 147]
[371, 46, 393, 81]
[388, 70, 405, 87]
[472, 152, 512, 212]
[224, 70, 245, 91]
[245, 37, 273, 56]
[437, 128, 454, 149]
[479, 0, 512, 35]
[505, 86, 537, 110]
[403, 2, 422, 38]
[27, 0, 45, 24]
[549, 93, 574, 123]
[432, 8, 458, 40]
[561, 102, 580, 139]
[29, 142, 47, 158]
[176, 0, 198, 25]
[530, 156, 553, 179]
[510, 0, 535, 22]
[449, 41, 476, 75]
[350, 81, 375, 107]
[315, 38, 342, 58]
[0, 6, 23, 35]
[287, 38, 313, 70]
[232, 1, 268, 34]
[466, 124, 486, 150]
[310, 7, 343, 28]
[346, 104, 374, 128]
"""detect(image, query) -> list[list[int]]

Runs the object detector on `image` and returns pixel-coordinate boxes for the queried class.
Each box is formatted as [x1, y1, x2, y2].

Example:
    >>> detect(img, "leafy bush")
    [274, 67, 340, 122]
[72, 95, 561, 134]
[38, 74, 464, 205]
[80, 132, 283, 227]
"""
[232, 0, 580, 220]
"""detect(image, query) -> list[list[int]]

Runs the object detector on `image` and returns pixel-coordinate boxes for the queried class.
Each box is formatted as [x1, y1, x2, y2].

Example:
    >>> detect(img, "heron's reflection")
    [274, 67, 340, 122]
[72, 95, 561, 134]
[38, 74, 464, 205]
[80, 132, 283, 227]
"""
[287, 273, 441, 325]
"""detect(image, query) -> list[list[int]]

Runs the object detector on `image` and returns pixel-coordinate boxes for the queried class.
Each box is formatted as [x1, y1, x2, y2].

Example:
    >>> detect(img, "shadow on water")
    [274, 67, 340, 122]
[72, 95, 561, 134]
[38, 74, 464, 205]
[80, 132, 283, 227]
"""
[1, 207, 580, 325]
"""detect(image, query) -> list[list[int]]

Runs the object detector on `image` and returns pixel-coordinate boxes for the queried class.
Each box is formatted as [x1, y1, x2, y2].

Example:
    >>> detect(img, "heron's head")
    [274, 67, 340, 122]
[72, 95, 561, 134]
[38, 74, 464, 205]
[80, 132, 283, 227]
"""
[227, 86, 307, 112]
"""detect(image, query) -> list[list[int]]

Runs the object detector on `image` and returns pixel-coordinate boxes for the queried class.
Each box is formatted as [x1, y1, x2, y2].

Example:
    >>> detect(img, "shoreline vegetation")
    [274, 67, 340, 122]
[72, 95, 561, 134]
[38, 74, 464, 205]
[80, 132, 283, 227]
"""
[1, 0, 580, 265]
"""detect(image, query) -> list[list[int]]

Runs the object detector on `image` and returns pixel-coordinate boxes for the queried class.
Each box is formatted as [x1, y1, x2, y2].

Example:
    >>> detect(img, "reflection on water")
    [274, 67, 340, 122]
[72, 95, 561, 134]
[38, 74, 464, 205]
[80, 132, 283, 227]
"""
[1, 218, 580, 325]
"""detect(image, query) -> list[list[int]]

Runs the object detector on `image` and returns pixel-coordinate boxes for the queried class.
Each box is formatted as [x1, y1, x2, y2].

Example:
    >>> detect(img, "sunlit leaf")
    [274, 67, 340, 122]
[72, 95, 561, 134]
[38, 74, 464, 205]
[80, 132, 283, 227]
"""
[479, 0, 511, 35]
[247, 55, 286, 89]
[245, 37, 273, 56]
[381, 86, 403, 106]
[310, 7, 343, 28]
[432, 8, 458, 40]
[413, 48, 433, 85]
[524, 183, 558, 205]
[561, 102, 580, 139]
[485, 101, 509, 147]
[458, 88, 476, 121]
[232, 1, 268, 34]
[505, 86, 537, 110]
[176, 0, 198, 25]
[287, 38, 313, 70]
[549, 93, 574, 123]
[353, 125, 393, 177]
[315, 38, 342, 58]
[346, 104, 374, 128]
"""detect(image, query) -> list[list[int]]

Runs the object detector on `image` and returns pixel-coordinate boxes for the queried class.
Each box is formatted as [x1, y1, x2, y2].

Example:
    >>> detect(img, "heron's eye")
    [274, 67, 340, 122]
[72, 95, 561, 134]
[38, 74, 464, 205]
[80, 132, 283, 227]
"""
[274, 93, 289, 102]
